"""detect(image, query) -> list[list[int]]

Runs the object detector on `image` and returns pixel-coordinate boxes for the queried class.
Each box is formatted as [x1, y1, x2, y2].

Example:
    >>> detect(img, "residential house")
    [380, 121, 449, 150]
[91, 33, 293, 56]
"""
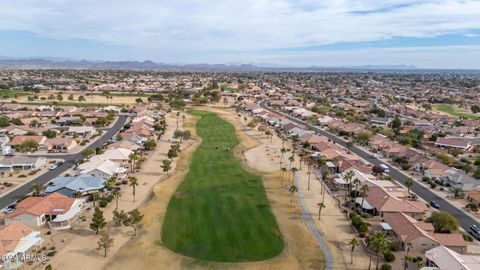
[359, 186, 428, 219]
[99, 148, 132, 165]
[0, 156, 46, 171]
[45, 174, 106, 197]
[384, 213, 467, 253]
[45, 138, 77, 153]
[0, 222, 42, 269]
[435, 137, 473, 151]
[425, 245, 480, 270]
[4, 192, 85, 230]
[10, 135, 47, 150]
[77, 159, 127, 179]
[65, 126, 96, 137]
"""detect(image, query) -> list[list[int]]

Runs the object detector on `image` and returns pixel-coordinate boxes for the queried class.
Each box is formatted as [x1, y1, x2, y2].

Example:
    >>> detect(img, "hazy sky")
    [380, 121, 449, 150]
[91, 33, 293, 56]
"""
[1, 0, 480, 68]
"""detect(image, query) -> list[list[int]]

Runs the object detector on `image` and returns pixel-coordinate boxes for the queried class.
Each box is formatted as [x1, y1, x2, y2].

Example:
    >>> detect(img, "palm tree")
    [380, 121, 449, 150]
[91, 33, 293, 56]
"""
[317, 202, 325, 220]
[405, 177, 414, 197]
[453, 187, 464, 199]
[30, 183, 44, 196]
[113, 189, 122, 210]
[290, 167, 298, 183]
[299, 149, 308, 170]
[307, 160, 313, 190]
[289, 185, 298, 206]
[344, 170, 355, 201]
[404, 242, 413, 270]
[367, 231, 389, 270]
[128, 151, 139, 173]
[348, 238, 359, 264]
[129, 177, 139, 202]
[353, 178, 361, 198]
[281, 167, 287, 185]
[360, 184, 369, 212]
[288, 156, 295, 169]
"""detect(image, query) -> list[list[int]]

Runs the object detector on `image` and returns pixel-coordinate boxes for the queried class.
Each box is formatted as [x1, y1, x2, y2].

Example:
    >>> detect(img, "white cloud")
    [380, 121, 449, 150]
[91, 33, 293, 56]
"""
[0, 0, 479, 66]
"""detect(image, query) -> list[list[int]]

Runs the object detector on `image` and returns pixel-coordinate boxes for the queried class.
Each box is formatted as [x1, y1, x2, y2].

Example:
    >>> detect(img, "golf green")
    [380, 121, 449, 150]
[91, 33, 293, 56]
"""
[161, 110, 284, 262]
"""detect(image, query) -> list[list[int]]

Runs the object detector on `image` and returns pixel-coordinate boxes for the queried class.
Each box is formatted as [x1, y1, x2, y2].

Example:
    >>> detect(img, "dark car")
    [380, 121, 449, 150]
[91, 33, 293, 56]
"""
[469, 224, 480, 240]
[429, 200, 440, 209]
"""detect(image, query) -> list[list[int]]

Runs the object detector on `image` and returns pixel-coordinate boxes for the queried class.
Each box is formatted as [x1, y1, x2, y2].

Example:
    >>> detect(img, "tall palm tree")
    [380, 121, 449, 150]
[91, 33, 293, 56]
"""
[128, 151, 139, 173]
[344, 170, 355, 201]
[349, 238, 359, 264]
[290, 167, 298, 183]
[129, 176, 139, 202]
[289, 185, 298, 206]
[280, 148, 287, 169]
[403, 241, 414, 270]
[360, 184, 369, 212]
[405, 178, 414, 197]
[113, 189, 122, 210]
[317, 202, 325, 220]
[281, 167, 287, 186]
[353, 178, 361, 198]
[307, 159, 313, 190]
[288, 156, 295, 169]
[30, 183, 44, 196]
[367, 231, 390, 270]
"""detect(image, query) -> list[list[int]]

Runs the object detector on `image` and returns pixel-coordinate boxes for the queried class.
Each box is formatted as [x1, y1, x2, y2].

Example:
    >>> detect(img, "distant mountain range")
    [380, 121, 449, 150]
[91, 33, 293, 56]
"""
[0, 56, 476, 72]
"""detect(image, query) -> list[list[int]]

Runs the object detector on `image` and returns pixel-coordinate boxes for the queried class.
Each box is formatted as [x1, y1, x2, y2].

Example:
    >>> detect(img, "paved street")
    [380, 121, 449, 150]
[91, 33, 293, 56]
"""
[260, 100, 479, 232]
[0, 115, 129, 209]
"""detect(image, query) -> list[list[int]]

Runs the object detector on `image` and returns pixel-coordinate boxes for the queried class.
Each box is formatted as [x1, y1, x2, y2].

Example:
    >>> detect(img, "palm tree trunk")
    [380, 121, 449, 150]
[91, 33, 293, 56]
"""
[376, 256, 380, 270]
[368, 253, 372, 270]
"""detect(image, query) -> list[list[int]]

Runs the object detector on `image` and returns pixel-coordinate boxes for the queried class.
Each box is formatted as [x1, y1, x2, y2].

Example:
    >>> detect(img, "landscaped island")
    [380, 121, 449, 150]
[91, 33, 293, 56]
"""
[161, 110, 284, 262]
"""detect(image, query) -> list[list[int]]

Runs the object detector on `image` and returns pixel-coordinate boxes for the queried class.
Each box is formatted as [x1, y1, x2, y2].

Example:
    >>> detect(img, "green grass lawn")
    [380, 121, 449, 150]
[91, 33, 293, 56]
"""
[161, 110, 284, 262]
[433, 104, 480, 120]
[0, 89, 32, 98]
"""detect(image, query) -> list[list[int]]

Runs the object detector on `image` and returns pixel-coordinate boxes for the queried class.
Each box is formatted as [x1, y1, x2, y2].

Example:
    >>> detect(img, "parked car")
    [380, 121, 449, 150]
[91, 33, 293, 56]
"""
[380, 164, 390, 173]
[469, 224, 480, 240]
[2, 204, 16, 214]
[48, 165, 58, 170]
[429, 200, 440, 209]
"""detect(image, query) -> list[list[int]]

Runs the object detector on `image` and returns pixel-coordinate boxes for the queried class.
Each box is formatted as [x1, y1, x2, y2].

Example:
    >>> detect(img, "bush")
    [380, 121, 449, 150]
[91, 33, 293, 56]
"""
[359, 232, 366, 238]
[357, 223, 368, 233]
[121, 180, 128, 185]
[430, 182, 437, 189]
[463, 233, 474, 242]
[47, 251, 56, 257]
[349, 212, 357, 219]
[384, 251, 395, 262]
[381, 264, 392, 270]
[389, 241, 402, 252]
[361, 213, 371, 219]
[45, 265, 53, 270]
[99, 199, 108, 208]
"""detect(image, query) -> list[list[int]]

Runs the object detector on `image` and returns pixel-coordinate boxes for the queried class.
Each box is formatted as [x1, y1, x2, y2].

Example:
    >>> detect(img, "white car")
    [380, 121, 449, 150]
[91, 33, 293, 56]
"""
[48, 165, 58, 170]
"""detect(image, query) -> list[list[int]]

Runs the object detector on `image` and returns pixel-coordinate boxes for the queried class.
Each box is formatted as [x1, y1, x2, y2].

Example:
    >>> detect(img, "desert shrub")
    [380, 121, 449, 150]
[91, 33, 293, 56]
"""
[47, 251, 56, 257]
[384, 251, 395, 262]
[381, 264, 392, 270]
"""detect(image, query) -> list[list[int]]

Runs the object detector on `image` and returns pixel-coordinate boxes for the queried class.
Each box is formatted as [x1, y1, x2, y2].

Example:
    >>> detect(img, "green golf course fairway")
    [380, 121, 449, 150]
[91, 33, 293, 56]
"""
[161, 110, 284, 262]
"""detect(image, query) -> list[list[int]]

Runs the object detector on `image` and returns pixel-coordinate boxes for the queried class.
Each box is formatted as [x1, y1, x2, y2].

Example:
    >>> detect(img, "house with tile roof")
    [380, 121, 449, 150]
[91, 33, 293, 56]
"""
[359, 186, 428, 219]
[384, 213, 467, 253]
[4, 193, 85, 230]
[0, 222, 42, 269]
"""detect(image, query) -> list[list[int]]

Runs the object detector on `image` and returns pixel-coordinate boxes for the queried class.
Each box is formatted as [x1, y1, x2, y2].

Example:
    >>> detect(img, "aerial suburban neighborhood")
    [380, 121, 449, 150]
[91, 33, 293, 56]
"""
[0, 68, 477, 270]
